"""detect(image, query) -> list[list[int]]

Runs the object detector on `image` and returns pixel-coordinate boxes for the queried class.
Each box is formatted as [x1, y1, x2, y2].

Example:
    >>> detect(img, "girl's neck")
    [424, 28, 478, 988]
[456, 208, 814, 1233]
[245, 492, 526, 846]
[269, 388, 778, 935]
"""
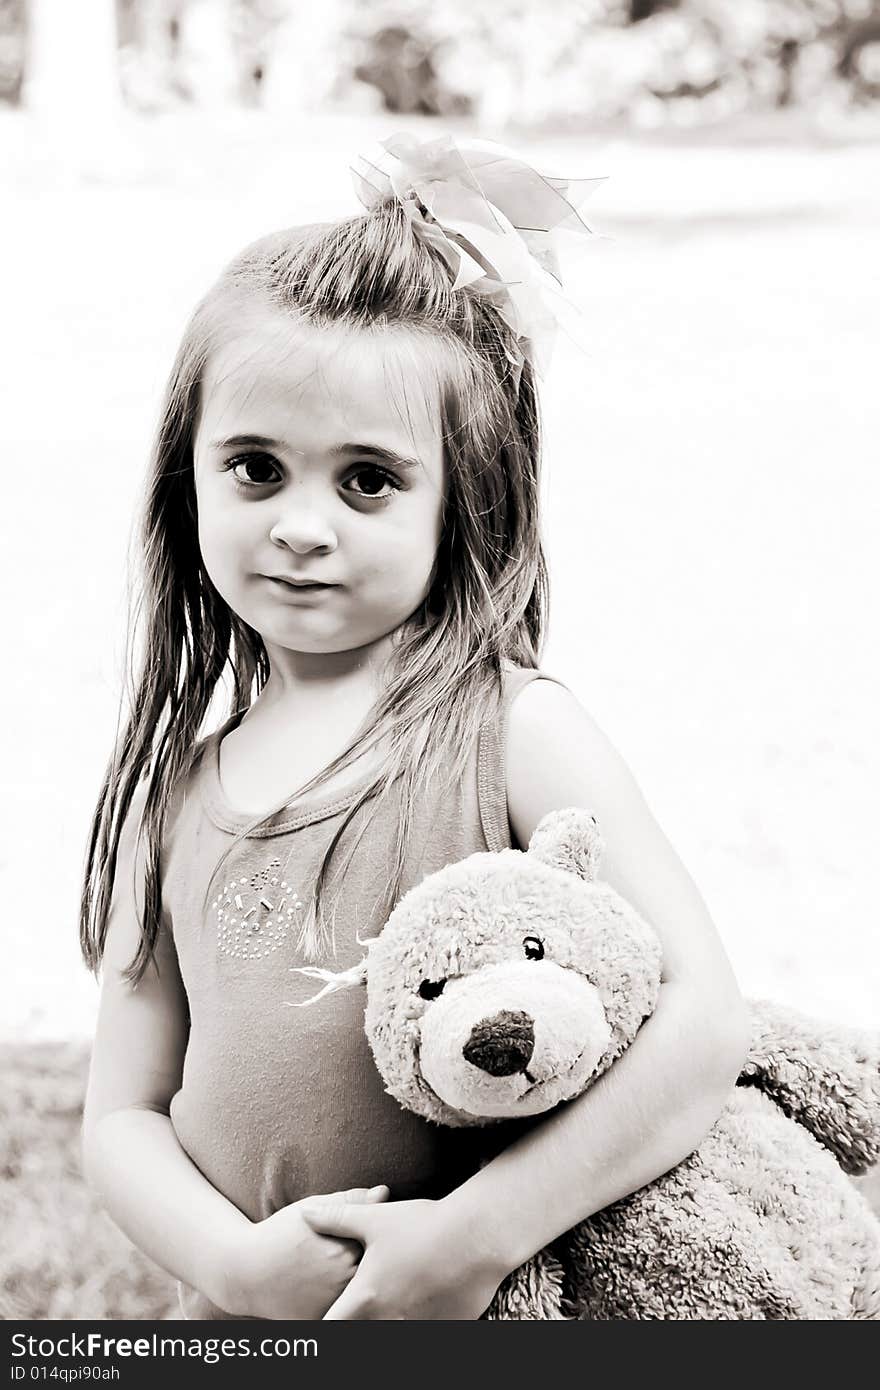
[258, 634, 396, 713]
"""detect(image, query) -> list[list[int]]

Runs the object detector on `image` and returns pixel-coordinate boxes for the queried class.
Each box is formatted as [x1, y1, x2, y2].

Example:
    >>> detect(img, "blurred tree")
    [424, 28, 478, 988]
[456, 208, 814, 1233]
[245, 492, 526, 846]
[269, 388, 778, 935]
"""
[117, 0, 239, 109]
[28, 0, 876, 125]
[235, 1, 346, 112]
[23, 0, 119, 117]
[231, 0, 287, 106]
[628, 0, 677, 19]
[838, 11, 880, 99]
[0, 0, 25, 104]
[341, 0, 613, 121]
[175, 0, 237, 105]
[353, 23, 470, 115]
[117, 0, 187, 109]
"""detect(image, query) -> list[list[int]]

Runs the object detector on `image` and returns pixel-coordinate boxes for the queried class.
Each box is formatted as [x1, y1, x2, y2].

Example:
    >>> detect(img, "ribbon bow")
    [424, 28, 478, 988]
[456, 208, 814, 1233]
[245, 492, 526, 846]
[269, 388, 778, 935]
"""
[351, 133, 605, 381]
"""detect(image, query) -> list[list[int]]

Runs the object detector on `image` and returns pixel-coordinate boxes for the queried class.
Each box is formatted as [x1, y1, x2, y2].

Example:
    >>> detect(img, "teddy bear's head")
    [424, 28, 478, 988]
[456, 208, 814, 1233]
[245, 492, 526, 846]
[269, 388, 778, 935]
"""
[363, 808, 663, 1128]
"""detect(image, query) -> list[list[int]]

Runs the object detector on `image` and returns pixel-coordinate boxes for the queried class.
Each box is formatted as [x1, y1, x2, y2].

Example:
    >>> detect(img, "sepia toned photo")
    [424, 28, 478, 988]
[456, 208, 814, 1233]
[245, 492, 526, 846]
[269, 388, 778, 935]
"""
[2, 0, 878, 1330]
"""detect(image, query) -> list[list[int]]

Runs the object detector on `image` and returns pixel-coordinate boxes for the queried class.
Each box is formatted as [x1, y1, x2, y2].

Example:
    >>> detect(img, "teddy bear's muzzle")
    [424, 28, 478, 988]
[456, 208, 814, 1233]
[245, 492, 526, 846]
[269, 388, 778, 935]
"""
[418, 961, 614, 1118]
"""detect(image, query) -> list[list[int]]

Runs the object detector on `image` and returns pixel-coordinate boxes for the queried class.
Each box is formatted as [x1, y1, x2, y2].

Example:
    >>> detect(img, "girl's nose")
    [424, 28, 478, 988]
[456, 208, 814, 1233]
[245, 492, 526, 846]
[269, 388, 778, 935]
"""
[268, 504, 338, 555]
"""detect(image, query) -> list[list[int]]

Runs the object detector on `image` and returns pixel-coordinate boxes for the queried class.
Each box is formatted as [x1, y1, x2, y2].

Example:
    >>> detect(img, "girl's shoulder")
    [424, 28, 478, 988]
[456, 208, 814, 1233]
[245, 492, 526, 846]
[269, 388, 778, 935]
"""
[128, 724, 225, 864]
[504, 669, 618, 784]
[503, 672, 649, 856]
[498, 658, 571, 710]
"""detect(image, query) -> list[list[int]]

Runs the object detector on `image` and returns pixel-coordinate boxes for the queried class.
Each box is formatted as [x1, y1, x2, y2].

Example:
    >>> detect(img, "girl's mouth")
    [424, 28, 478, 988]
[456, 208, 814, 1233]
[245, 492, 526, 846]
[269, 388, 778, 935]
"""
[268, 576, 336, 591]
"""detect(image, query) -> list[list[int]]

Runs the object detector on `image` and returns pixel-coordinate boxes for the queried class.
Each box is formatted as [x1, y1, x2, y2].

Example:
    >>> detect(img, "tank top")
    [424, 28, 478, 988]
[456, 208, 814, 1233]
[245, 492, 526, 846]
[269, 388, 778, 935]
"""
[163, 662, 551, 1317]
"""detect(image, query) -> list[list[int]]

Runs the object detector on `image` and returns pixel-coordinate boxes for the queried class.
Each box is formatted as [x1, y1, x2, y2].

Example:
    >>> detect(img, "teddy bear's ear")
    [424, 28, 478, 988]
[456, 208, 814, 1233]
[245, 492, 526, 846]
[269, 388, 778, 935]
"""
[527, 807, 605, 882]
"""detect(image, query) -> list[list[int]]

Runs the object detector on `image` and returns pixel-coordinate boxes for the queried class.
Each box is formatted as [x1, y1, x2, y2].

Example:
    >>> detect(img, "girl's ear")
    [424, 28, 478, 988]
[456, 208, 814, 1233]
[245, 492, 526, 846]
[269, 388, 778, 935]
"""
[527, 807, 604, 882]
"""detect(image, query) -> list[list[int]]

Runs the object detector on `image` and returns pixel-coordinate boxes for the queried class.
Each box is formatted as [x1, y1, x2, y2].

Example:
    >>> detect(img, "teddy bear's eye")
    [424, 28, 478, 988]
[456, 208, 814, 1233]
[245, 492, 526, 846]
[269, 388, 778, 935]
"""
[523, 936, 544, 961]
[419, 979, 446, 1000]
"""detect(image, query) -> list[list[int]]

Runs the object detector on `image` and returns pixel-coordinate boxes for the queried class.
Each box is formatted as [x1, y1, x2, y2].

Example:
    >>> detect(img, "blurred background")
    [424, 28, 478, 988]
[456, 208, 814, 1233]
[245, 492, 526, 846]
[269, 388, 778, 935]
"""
[1, 0, 878, 1319]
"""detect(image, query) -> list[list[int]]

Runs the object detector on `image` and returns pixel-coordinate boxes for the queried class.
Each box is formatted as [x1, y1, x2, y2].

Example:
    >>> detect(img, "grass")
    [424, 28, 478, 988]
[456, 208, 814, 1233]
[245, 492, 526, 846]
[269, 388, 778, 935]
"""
[1, 1041, 878, 1321]
[0, 1042, 177, 1321]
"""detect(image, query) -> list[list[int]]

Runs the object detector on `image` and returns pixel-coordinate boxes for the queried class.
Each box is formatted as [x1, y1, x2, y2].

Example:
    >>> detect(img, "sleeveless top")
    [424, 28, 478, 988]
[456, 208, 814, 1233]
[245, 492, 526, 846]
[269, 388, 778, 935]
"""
[163, 662, 551, 1318]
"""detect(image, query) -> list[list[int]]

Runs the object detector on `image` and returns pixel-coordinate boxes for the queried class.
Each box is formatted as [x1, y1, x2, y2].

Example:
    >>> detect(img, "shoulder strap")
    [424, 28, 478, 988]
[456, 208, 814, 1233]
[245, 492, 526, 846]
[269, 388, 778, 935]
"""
[477, 664, 567, 852]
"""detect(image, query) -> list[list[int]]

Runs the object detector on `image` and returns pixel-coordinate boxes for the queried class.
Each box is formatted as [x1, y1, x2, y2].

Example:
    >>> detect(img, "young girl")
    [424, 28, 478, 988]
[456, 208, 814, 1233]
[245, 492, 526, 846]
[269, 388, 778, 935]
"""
[79, 134, 749, 1321]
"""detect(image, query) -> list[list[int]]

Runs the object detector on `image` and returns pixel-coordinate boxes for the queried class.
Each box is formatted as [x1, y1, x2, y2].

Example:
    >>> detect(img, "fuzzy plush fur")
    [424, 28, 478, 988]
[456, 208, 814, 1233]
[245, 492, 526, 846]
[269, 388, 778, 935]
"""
[356, 808, 880, 1319]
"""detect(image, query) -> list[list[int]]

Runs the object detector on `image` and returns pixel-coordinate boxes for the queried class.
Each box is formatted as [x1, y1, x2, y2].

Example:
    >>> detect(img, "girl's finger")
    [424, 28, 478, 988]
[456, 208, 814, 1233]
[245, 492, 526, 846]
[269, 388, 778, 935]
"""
[343, 1184, 390, 1204]
[299, 1201, 373, 1241]
[299, 1184, 387, 1207]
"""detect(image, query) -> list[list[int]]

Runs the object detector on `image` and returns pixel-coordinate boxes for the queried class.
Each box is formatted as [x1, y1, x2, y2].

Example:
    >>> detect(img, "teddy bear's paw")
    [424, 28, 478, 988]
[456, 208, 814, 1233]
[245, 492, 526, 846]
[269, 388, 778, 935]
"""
[484, 1251, 569, 1320]
[741, 1000, 880, 1175]
[528, 807, 605, 883]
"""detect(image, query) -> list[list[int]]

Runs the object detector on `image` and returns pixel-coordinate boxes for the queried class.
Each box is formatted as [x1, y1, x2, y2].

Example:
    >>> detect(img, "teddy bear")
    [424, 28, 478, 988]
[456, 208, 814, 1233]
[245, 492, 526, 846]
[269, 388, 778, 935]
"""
[299, 807, 880, 1319]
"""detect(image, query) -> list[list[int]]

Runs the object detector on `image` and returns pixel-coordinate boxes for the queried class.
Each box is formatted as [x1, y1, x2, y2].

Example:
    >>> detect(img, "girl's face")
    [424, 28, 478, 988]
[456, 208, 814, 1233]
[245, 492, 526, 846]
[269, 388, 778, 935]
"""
[193, 312, 447, 664]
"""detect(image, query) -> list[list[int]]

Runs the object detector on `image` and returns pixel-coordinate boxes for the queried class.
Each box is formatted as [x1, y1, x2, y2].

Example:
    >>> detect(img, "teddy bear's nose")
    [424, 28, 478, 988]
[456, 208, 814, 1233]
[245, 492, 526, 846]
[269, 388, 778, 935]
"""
[462, 1010, 535, 1077]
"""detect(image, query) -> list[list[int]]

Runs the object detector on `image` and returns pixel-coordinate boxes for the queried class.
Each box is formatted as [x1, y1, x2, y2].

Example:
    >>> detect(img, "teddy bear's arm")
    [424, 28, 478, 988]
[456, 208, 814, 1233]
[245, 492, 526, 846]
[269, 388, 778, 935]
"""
[739, 1000, 880, 1175]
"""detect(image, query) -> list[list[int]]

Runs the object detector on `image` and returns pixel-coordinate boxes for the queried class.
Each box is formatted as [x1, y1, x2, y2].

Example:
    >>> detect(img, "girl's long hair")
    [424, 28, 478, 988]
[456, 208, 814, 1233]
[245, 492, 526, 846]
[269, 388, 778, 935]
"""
[80, 199, 549, 982]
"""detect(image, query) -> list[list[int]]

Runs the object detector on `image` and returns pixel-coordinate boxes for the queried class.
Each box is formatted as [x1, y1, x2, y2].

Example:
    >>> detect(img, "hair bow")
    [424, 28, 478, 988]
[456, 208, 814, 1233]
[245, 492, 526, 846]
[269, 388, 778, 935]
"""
[351, 133, 605, 381]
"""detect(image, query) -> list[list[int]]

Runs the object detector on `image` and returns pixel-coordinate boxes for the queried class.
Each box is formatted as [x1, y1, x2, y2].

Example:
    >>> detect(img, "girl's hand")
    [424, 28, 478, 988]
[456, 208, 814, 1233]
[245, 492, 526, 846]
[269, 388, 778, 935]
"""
[298, 1197, 507, 1320]
[224, 1185, 390, 1321]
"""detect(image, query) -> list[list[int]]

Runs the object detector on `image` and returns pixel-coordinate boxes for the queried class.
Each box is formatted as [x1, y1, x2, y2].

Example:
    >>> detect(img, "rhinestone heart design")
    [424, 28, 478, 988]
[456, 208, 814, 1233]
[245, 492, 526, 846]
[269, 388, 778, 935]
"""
[214, 857, 303, 960]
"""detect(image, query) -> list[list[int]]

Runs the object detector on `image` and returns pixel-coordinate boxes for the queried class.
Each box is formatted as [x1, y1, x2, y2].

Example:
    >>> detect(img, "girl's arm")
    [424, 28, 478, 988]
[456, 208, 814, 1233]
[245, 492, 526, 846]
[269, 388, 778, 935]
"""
[301, 679, 750, 1318]
[442, 677, 752, 1272]
[82, 786, 384, 1320]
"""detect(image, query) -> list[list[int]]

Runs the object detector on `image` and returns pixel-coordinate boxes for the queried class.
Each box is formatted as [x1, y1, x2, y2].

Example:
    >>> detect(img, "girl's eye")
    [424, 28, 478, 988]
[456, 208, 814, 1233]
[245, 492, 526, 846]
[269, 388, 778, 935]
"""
[419, 979, 446, 1001]
[224, 456, 403, 500]
[345, 466, 402, 501]
[228, 454, 279, 487]
[523, 936, 544, 961]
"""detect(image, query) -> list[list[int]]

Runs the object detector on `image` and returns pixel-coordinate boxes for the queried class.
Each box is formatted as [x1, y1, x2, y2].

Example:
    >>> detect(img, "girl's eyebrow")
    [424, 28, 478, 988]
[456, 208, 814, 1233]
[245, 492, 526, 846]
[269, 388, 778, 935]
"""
[209, 434, 422, 471]
[210, 433, 281, 451]
[330, 444, 422, 471]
